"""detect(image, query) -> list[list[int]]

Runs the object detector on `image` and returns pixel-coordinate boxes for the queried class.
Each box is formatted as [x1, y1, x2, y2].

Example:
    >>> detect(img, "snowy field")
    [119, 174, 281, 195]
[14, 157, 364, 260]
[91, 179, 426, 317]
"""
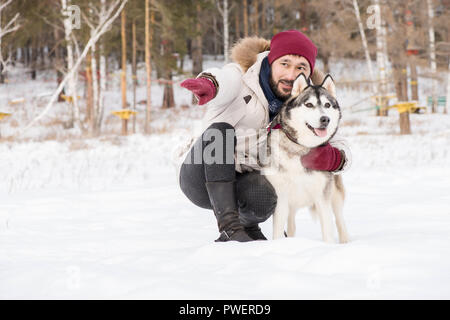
[1, 58, 450, 299]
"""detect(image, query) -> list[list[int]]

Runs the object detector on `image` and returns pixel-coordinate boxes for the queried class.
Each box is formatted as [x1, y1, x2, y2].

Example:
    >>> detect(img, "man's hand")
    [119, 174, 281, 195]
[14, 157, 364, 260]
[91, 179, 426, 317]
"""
[180, 77, 216, 105]
[301, 143, 345, 172]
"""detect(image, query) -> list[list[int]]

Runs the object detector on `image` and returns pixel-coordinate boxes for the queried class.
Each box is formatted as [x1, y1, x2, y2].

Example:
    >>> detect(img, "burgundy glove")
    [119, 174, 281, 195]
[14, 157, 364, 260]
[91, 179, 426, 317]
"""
[301, 143, 345, 172]
[180, 77, 216, 105]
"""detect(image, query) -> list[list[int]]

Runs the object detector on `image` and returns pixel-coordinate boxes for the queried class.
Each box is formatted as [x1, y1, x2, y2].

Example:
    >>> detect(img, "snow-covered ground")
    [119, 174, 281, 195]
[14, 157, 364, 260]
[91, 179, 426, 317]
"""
[1, 57, 450, 299]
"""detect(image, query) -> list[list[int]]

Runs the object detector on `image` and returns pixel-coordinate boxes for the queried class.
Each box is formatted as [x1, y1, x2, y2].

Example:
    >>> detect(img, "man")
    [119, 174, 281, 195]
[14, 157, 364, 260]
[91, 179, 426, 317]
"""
[178, 30, 351, 242]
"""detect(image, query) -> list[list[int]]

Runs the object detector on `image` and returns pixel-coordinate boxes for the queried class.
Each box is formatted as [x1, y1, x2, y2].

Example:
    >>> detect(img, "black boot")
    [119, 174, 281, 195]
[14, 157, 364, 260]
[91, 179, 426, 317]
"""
[244, 225, 267, 241]
[205, 181, 254, 242]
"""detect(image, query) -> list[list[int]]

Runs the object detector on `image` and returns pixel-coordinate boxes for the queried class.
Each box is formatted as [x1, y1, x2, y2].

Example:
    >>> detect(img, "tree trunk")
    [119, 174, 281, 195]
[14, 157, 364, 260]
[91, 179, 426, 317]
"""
[273, 0, 281, 34]
[322, 53, 330, 74]
[374, 0, 388, 116]
[192, 3, 203, 104]
[98, 42, 106, 131]
[85, 53, 93, 123]
[144, 0, 153, 134]
[234, 2, 240, 41]
[352, 0, 376, 96]
[54, 28, 65, 102]
[0, 63, 4, 84]
[446, 58, 450, 115]
[426, 0, 437, 113]
[162, 77, 175, 109]
[62, 0, 82, 130]
[121, 7, 127, 134]
[132, 18, 137, 133]
[393, 57, 411, 134]
[399, 111, 411, 134]
[223, 0, 229, 63]
[243, 0, 248, 37]
[253, 0, 259, 36]
[213, 14, 218, 58]
[409, 55, 419, 100]
[161, 40, 175, 109]
[261, 0, 266, 34]
[192, 3, 203, 75]
[31, 40, 38, 80]
[91, 40, 99, 135]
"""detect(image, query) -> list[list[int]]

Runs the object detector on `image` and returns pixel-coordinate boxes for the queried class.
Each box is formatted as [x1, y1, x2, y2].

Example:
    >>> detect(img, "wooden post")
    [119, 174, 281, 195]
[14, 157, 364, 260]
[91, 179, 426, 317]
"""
[121, 7, 127, 135]
[122, 119, 128, 135]
[144, 0, 152, 134]
[399, 1, 413, 135]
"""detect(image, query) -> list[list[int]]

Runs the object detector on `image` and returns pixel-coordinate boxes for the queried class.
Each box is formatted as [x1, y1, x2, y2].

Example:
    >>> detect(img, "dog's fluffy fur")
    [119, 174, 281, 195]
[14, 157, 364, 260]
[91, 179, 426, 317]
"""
[261, 74, 350, 243]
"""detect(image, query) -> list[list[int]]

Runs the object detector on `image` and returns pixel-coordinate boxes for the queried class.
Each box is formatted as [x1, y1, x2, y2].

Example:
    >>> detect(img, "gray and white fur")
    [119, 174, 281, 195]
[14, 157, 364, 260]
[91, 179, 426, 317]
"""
[261, 74, 350, 243]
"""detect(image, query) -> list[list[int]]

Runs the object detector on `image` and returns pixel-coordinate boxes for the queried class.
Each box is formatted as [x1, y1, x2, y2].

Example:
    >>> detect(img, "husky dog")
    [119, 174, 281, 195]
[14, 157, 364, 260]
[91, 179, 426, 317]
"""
[261, 73, 350, 243]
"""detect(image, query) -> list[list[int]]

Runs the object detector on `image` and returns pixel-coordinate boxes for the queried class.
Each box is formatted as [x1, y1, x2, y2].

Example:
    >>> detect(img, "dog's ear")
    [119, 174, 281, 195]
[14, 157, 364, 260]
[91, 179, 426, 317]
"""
[320, 74, 336, 98]
[291, 73, 310, 98]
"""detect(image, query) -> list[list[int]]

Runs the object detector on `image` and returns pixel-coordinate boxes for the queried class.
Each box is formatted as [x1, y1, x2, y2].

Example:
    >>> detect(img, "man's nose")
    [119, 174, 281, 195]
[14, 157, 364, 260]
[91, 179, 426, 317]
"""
[286, 68, 298, 80]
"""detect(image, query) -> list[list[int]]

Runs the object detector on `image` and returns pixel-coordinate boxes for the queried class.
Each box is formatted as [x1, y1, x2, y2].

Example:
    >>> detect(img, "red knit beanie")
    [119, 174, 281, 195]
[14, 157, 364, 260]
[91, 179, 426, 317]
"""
[268, 30, 318, 72]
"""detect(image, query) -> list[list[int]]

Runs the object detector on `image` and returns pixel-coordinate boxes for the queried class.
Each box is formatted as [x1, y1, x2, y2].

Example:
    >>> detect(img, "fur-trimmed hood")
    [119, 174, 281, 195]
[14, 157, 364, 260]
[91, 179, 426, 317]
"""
[230, 36, 325, 85]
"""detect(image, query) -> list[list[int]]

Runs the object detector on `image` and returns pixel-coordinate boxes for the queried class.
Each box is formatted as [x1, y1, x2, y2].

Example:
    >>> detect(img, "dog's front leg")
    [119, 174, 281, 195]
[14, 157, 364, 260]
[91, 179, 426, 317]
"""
[314, 201, 335, 243]
[272, 196, 289, 239]
[286, 206, 297, 237]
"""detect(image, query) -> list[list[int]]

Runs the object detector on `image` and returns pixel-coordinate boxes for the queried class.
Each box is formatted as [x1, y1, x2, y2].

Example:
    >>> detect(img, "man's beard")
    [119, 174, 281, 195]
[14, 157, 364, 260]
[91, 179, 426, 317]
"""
[269, 77, 294, 101]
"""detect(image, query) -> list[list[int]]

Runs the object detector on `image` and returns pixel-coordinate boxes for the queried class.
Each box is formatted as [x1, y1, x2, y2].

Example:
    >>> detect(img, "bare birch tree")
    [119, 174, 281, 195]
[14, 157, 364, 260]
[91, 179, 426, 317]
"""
[0, 0, 20, 84]
[216, 0, 230, 63]
[426, 0, 437, 113]
[371, 0, 388, 116]
[352, 0, 376, 96]
[61, 0, 83, 129]
[22, 0, 129, 135]
[144, 0, 153, 134]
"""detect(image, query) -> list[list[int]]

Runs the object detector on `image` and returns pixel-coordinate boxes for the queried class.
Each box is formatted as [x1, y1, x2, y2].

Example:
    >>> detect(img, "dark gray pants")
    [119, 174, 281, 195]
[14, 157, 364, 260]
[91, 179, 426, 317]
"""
[179, 122, 277, 227]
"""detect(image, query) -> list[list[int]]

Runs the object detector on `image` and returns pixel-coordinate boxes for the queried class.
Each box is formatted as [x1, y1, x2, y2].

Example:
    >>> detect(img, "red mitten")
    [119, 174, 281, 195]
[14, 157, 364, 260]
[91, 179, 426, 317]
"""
[301, 143, 344, 172]
[180, 77, 216, 105]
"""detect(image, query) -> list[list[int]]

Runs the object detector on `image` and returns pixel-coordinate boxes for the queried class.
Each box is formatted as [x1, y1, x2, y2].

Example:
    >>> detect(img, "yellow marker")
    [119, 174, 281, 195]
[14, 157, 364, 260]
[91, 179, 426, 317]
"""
[390, 102, 417, 114]
[0, 112, 12, 120]
[60, 95, 81, 103]
[111, 109, 138, 120]
[9, 98, 25, 105]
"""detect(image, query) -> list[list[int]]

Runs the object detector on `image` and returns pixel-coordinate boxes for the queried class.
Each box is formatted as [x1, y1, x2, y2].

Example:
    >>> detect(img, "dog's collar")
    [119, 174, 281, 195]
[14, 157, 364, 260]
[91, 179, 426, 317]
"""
[267, 115, 303, 147]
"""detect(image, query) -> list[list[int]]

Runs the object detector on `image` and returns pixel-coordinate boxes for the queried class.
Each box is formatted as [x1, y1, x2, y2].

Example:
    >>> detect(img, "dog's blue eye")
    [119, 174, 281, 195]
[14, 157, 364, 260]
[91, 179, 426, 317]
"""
[324, 103, 331, 108]
[305, 103, 314, 108]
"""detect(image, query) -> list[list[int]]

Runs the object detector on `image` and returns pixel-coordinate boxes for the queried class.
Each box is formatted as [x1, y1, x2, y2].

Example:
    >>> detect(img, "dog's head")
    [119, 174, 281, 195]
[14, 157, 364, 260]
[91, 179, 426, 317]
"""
[279, 73, 341, 148]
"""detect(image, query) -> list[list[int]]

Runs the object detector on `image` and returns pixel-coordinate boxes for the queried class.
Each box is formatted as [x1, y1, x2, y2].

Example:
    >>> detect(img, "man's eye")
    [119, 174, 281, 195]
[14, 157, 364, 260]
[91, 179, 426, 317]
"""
[297, 67, 305, 70]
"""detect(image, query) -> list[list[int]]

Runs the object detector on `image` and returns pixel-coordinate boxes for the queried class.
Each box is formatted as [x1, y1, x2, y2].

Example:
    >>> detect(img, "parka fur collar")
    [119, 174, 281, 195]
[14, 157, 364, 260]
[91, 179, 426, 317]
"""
[230, 36, 325, 85]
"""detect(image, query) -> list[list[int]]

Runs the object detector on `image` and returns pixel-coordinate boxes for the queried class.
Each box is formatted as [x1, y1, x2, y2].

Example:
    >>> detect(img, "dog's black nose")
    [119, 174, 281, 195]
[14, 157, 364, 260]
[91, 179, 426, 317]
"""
[320, 116, 330, 127]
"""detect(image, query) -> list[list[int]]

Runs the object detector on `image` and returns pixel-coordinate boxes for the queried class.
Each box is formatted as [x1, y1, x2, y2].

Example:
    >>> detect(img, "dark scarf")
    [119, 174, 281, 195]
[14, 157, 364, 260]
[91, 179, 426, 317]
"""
[259, 57, 284, 121]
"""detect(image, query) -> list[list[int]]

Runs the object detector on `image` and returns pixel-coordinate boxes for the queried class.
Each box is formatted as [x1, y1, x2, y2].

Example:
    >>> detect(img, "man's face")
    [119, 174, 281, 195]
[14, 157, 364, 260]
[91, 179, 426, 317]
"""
[270, 55, 311, 101]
